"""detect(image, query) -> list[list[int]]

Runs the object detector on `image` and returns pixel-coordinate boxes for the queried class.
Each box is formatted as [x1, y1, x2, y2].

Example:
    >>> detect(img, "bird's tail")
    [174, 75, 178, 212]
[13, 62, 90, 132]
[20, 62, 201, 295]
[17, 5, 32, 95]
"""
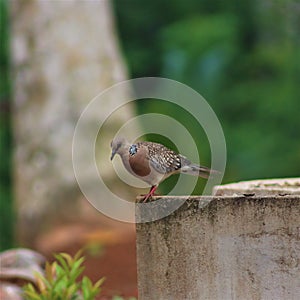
[180, 156, 220, 178]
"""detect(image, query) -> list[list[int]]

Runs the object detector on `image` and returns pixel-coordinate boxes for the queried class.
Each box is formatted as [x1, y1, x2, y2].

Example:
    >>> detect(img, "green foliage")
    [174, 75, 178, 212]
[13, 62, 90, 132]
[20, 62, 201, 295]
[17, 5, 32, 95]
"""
[0, 0, 14, 250]
[23, 252, 105, 300]
[160, 14, 238, 94]
[114, 0, 300, 185]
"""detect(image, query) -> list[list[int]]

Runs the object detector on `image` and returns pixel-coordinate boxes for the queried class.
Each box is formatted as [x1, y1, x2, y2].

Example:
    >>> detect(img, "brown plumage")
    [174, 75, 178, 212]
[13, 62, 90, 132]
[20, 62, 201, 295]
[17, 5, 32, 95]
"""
[128, 145, 151, 177]
[110, 137, 219, 202]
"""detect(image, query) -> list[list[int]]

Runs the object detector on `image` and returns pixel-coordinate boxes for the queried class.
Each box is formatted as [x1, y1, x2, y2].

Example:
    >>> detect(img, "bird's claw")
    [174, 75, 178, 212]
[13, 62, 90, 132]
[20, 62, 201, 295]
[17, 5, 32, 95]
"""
[136, 192, 160, 203]
[136, 194, 153, 203]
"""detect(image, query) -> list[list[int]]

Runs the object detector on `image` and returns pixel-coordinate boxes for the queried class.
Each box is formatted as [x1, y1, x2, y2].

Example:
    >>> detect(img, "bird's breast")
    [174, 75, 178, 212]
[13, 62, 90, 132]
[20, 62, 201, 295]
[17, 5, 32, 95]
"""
[128, 153, 151, 177]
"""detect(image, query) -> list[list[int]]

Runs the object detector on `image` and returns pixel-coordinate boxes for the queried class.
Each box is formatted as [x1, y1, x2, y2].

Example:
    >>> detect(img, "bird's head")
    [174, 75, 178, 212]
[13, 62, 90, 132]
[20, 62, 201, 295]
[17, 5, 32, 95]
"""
[110, 136, 129, 160]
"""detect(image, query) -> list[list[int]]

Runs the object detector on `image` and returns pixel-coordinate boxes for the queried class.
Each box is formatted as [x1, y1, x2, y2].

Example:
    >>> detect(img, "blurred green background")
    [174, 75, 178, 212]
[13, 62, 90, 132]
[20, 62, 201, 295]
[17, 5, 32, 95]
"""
[1, 0, 299, 250]
[113, 0, 299, 180]
[0, 0, 13, 250]
[112, 0, 299, 199]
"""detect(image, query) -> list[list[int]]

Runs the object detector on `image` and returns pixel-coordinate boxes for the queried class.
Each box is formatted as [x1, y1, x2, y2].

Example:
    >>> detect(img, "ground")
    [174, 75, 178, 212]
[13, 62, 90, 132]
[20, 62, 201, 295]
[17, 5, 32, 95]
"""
[35, 203, 138, 300]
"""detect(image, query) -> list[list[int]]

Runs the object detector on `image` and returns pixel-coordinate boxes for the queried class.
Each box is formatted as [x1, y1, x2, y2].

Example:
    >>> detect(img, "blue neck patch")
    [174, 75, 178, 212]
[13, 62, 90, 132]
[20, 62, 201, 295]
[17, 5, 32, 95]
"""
[129, 144, 138, 156]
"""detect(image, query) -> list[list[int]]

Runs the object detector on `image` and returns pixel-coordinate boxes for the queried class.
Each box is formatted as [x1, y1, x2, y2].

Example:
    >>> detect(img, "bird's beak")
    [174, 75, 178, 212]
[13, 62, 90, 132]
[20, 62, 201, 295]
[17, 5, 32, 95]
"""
[110, 150, 116, 161]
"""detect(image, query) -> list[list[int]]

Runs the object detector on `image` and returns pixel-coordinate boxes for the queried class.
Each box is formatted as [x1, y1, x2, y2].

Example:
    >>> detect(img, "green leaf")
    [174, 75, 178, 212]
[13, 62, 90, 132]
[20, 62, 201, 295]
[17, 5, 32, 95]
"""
[60, 252, 74, 267]
[82, 276, 92, 290]
[82, 277, 90, 299]
[94, 276, 105, 289]
[24, 289, 42, 300]
[69, 257, 85, 283]
[66, 284, 78, 298]
[45, 261, 54, 283]
[70, 266, 85, 284]
[24, 283, 35, 292]
[54, 253, 70, 273]
[73, 249, 84, 261]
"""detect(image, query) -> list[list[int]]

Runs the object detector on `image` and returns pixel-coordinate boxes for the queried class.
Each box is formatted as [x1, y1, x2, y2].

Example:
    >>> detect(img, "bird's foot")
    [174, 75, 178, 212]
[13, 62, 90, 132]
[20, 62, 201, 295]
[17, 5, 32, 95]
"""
[142, 194, 152, 203]
[139, 192, 160, 197]
[136, 193, 153, 203]
[137, 185, 158, 203]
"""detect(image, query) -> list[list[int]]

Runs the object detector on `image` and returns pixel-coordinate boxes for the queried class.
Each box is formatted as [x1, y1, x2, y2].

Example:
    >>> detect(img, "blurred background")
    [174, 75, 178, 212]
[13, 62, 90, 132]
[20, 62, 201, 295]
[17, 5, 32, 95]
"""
[0, 0, 299, 299]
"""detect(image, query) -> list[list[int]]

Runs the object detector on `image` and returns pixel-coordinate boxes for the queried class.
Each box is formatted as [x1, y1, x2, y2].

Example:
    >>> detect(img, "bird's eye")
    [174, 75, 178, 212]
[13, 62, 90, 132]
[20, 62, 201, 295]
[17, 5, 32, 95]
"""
[129, 144, 138, 156]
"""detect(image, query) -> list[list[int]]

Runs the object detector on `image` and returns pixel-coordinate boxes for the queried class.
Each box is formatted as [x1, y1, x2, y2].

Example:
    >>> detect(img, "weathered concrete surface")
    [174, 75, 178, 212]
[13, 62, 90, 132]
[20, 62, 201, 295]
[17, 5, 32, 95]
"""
[214, 177, 300, 196]
[136, 194, 300, 300]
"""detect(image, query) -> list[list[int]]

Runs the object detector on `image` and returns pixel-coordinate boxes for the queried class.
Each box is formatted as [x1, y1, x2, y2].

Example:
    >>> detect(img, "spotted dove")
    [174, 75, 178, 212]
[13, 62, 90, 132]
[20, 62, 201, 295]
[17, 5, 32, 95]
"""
[110, 137, 218, 202]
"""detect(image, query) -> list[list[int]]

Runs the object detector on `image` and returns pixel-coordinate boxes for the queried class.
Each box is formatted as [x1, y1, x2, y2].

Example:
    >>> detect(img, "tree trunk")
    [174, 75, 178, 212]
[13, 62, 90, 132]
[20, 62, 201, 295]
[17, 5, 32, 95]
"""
[10, 0, 136, 245]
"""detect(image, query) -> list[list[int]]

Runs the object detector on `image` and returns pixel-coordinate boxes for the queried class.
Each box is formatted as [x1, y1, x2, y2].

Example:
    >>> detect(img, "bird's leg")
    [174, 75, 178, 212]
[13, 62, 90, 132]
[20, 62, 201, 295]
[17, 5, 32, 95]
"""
[142, 185, 158, 203]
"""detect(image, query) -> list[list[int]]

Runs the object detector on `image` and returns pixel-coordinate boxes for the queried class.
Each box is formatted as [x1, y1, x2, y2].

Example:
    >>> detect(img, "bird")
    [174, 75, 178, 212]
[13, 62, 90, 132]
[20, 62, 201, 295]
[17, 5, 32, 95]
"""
[110, 136, 219, 202]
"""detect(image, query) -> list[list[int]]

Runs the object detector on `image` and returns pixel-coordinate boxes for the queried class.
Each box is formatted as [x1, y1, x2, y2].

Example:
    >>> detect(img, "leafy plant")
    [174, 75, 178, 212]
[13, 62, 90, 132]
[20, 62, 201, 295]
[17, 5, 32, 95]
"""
[23, 251, 105, 300]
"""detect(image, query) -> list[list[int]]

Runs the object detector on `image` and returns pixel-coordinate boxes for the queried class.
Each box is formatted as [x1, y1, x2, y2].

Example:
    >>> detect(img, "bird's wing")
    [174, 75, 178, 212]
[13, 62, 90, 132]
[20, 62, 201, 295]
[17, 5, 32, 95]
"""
[138, 142, 182, 175]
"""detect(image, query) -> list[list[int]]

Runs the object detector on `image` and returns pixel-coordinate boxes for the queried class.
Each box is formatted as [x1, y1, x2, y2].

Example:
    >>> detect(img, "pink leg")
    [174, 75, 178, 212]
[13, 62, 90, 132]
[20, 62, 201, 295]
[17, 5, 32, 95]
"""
[143, 185, 158, 203]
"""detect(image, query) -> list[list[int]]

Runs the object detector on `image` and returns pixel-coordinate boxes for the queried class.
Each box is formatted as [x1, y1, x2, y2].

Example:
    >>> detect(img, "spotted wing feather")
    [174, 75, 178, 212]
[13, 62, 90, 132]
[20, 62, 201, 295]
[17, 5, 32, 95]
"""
[137, 142, 181, 175]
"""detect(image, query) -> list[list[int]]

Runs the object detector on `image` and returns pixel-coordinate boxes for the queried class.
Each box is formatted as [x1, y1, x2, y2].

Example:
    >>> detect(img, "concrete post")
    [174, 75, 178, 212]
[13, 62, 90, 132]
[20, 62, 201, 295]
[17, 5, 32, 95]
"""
[136, 178, 300, 300]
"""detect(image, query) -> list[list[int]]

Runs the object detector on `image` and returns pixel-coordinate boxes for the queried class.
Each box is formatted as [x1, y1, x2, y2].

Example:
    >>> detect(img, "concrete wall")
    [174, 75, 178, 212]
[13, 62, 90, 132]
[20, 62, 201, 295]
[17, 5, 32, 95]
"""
[136, 193, 300, 300]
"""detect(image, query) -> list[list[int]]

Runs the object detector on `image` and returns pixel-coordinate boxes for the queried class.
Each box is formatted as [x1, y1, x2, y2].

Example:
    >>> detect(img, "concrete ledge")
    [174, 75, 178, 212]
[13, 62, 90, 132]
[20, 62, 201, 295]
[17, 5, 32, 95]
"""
[136, 194, 300, 300]
[214, 177, 300, 196]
